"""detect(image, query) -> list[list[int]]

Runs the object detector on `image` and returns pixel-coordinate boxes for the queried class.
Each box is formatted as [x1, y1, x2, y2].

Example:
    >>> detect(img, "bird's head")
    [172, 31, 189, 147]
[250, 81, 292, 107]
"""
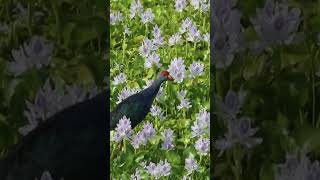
[159, 70, 174, 81]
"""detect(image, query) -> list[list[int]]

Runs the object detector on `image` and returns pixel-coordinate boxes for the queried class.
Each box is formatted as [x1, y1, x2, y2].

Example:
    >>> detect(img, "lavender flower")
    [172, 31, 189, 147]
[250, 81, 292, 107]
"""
[250, 0, 302, 54]
[175, 0, 188, 12]
[168, 57, 186, 83]
[191, 109, 210, 137]
[124, 26, 131, 35]
[130, 0, 143, 19]
[177, 90, 192, 110]
[152, 25, 165, 47]
[185, 155, 200, 174]
[179, 18, 193, 34]
[161, 128, 175, 150]
[203, 33, 210, 43]
[145, 52, 161, 69]
[113, 73, 127, 85]
[117, 87, 140, 104]
[189, 61, 204, 78]
[110, 11, 123, 25]
[140, 9, 154, 24]
[187, 24, 202, 42]
[212, 0, 244, 69]
[145, 159, 171, 179]
[8, 36, 54, 76]
[35, 171, 53, 180]
[139, 38, 155, 58]
[276, 146, 320, 180]
[130, 168, 141, 180]
[190, 0, 201, 10]
[130, 122, 156, 149]
[215, 117, 262, 156]
[214, 89, 247, 120]
[195, 137, 210, 155]
[150, 105, 165, 120]
[113, 116, 133, 142]
[19, 79, 95, 135]
[168, 33, 182, 46]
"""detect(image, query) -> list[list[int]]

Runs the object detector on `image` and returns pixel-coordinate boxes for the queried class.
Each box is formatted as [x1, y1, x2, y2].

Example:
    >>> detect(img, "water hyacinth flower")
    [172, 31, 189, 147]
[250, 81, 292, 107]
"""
[130, 0, 143, 19]
[152, 25, 165, 47]
[112, 73, 127, 86]
[35, 171, 55, 180]
[215, 117, 262, 156]
[113, 116, 133, 142]
[168, 57, 186, 83]
[203, 32, 210, 43]
[168, 33, 182, 46]
[214, 89, 247, 120]
[189, 61, 204, 79]
[19, 79, 95, 135]
[140, 8, 154, 24]
[177, 90, 192, 110]
[8, 36, 54, 76]
[145, 159, 171, 179]
[195, 137, 210, 155]
[145, 52, 161, 69]
[117, 87, 140, 104]
[124, 26, 131, 36]
[110, 11, 123, 25]
[212, 0, 244, 69]
[179, 17, 193, 34]
[187, 24, 202, 42]
[185, 155, 200, 174]
[150, 105, 165, 120]
[175, 0, 188, 12]
[161, 128, 175, 150]
[276, 146, 320, 180]
[250, 0, 303, 54]
[130, 122, 156, 149]
[139, 38, 155, 58]
[130, 168, 141, 180]
[191, 109, 210, 137]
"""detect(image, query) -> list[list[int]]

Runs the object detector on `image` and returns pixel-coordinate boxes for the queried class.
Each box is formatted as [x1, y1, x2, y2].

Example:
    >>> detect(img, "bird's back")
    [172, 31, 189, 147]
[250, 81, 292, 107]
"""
[0, 90, 109, 180]
[111, 89, 156, 129]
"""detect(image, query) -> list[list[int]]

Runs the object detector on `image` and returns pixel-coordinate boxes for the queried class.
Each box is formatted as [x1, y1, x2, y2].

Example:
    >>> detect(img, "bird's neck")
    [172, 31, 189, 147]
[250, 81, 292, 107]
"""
[147, 77, 165, 96]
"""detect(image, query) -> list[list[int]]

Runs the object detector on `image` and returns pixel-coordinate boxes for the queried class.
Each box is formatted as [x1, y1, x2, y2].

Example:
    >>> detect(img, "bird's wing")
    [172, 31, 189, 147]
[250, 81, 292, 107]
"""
[110, 94, 146, 129]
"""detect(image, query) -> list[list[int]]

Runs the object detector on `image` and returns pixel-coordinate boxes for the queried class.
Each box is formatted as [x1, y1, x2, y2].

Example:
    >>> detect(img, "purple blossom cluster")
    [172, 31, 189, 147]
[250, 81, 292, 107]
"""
[130, 122, 156, 149]
[188, 61, 204, 79]
[195, 138, 210, 155]
[113, 116, 133, 142]
[179, 18, 202, 43]
[161, 128, 175, 150]
[177, 90, 192, 110]
[276, 146, 320, 180]
[185, 155, 200, 174]
[215, 90, 262, 156]
[145, 159, 171, 179]
[8, 36, 54, 77]
[19, 79, 98, 135]
[116, 87, 140, 104]
[191, 109, 210, 138]
[168, 57, 186, 83]
[112, 73, 127, 86]
[150, 105, 165, 120]
[110, 11, 123, 25]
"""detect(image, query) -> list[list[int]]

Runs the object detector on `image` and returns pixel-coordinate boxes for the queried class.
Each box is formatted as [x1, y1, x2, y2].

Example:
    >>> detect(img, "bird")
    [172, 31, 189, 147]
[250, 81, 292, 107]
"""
[0, 89, 109, 180]
[110, 70, 174, 130]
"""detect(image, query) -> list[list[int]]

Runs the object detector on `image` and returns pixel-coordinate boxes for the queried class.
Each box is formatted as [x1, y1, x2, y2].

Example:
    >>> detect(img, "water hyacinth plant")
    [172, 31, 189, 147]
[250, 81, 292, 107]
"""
[213, 0, 320, 179]
[110, 0, 209, 179]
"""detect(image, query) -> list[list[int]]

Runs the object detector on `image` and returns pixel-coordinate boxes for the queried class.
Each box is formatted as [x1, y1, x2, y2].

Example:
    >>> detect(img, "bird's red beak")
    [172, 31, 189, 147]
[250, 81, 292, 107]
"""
[167, 75, 174, 81]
